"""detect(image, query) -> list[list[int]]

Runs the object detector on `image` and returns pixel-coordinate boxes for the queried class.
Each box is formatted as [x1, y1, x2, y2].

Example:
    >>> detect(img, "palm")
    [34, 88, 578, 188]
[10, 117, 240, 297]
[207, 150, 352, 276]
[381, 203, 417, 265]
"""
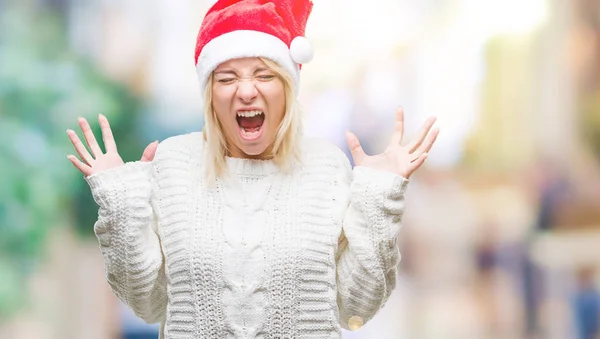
[66, 114, 158, 177]
[346, 107, 439, 179]
[91, 152, 125, 174]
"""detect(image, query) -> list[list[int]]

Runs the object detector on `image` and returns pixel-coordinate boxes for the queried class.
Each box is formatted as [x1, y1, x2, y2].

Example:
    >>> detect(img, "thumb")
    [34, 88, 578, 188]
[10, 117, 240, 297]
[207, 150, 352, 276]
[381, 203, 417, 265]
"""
[141, 141, 159, 162]
[345, 131, 366, 166]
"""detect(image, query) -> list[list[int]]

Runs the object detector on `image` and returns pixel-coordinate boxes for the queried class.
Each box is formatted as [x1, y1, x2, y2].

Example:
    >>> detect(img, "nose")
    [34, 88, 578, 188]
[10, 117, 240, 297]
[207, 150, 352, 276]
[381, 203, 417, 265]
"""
[236, 80, 258, 103]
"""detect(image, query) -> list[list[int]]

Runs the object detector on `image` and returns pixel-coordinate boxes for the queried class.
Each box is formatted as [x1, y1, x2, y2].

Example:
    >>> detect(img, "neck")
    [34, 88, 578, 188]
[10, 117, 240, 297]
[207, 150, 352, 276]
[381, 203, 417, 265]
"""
[228, 145, 275, 160]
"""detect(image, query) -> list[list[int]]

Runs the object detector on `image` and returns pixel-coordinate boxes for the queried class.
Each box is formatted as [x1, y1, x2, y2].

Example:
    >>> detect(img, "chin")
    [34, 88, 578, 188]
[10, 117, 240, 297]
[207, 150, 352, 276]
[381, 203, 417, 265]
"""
[238, 141, 271, 158]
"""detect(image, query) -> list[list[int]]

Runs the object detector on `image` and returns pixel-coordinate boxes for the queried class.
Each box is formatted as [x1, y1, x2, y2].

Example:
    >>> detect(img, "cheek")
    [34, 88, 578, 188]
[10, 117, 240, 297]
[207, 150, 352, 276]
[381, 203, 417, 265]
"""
[211, 88, 235, 126]
[211, 88, 226, 111]
[264, 83, 286, 124]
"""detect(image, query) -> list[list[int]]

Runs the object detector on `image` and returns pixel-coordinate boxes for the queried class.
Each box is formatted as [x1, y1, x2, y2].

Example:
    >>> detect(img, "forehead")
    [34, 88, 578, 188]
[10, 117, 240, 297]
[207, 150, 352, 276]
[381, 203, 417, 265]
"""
[214, 57, 269, 71]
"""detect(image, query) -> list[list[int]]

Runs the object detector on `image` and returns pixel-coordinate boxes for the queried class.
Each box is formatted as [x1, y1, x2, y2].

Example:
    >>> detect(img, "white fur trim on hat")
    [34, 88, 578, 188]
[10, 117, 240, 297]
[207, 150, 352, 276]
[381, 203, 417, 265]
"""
[195, 30, 300, 96]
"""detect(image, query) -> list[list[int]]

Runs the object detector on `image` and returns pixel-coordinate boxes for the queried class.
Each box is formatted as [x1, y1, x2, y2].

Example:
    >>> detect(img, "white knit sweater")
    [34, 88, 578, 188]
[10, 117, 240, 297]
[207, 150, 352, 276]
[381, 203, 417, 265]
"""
[85, 132, 408, 339]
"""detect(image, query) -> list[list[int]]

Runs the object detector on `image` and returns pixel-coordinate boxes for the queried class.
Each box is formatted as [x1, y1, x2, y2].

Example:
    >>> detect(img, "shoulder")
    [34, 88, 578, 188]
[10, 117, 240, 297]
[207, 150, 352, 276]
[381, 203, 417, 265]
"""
[155, 131, 204, 159]
[151, 132, 205, 185]
[300, 137, 352, 173]
[152, 132, 205, 174]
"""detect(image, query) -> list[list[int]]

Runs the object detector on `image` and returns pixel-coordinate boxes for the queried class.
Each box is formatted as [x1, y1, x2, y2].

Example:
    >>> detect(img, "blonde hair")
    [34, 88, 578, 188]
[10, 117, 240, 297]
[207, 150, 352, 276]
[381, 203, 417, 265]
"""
[202, 57, 303, 181]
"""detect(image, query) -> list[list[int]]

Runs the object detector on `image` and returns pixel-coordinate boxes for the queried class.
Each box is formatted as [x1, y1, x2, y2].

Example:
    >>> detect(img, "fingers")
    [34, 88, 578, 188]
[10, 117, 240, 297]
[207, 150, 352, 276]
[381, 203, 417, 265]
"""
[345, 131, 366, 166]
[407, 152, 428, 177]
[99, 114, 118, 154]
[412, 127, 440, 160]
[389, 107, 405, 145]
[141, 141, 159, 162]
[67, 155, 92, 177]
[78, 117, 104, 158]
[67, 129, 94, 165]
[407, 116, 437, 153]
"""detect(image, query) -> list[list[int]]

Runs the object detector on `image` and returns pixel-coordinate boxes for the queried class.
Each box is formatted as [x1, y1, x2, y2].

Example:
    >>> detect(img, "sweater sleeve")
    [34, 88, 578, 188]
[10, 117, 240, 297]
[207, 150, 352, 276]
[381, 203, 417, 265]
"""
[85, 161, 167, 324]
[334, 152, 409, 330]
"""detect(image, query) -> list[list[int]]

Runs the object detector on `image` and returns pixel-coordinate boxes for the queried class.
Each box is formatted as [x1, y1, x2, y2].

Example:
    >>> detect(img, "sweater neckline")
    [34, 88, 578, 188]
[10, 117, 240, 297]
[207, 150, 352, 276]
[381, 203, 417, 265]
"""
[225, 156, 279, 176]
[220, 161, 283, 213]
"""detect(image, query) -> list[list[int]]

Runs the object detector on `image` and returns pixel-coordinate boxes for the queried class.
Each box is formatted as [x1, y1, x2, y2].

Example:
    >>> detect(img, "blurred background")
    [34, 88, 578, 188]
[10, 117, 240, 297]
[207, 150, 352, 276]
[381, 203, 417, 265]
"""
[1, 0, 600, 338]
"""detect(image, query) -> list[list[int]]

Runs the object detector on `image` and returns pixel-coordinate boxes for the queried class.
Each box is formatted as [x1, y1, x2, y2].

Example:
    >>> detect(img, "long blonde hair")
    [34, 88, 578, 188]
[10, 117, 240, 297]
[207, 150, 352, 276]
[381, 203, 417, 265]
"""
[202, 57, 303, 181]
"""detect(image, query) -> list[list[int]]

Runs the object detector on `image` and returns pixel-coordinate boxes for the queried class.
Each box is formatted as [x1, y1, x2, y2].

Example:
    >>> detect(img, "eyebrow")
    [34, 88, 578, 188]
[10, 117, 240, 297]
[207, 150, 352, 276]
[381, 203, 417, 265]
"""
[213, 67, 273, 76]
[254, 67, 271, 73]
[213, 70, 237, 76]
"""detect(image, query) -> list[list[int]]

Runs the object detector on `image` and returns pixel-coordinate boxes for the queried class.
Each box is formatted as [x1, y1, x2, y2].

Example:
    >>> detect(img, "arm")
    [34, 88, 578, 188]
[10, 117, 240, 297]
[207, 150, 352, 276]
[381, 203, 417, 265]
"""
[336, 107, 438, 329]
[335, 152, 409, 330]
[85, 161, 167, 324]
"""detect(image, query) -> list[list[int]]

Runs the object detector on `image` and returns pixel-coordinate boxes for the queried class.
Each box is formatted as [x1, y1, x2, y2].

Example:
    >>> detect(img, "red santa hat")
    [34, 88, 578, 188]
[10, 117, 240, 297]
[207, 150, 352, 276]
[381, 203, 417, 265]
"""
[195, 0, 314, 97]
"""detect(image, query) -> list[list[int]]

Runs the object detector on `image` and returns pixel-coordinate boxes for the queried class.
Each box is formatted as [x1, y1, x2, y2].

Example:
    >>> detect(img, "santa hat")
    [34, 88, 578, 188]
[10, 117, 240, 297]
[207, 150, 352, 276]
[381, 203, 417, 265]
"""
[194, 0, 314, 98]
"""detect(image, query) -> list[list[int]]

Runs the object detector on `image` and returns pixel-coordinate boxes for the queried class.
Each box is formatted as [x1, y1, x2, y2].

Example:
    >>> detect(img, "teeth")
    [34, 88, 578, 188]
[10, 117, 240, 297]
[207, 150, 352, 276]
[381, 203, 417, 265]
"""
[241, 128, 261, 139]
[237, 110, 263, 118]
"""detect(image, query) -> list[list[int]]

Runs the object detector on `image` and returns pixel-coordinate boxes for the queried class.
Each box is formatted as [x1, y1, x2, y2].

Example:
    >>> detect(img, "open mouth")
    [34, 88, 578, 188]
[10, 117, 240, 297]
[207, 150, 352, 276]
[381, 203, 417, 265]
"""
[236, 110, 265, 141]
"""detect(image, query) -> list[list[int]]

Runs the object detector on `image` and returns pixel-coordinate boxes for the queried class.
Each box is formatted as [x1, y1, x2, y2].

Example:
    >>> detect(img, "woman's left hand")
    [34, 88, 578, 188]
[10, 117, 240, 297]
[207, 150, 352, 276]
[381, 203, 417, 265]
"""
[346, 107, 439, 179]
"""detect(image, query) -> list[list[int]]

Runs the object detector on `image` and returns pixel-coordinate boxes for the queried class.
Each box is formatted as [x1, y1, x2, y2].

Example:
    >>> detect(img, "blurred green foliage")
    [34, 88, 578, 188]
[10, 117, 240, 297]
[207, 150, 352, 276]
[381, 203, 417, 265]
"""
[581, 91, 600, 162]
[0, 4, 145, 319]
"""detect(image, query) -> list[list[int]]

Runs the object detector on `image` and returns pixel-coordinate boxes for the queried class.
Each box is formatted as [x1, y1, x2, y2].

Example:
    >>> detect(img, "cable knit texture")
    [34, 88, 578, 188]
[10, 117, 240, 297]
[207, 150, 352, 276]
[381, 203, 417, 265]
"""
[85, 132, 409, 339]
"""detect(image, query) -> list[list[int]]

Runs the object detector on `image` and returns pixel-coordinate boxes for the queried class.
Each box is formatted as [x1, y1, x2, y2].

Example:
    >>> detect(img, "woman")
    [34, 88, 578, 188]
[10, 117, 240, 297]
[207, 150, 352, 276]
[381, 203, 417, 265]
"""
[67, 0, 439, 338]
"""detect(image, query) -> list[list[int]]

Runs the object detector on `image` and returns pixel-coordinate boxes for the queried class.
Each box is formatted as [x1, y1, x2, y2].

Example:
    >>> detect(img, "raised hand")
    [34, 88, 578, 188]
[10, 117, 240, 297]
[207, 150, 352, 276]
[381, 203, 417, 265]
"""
[67, 114, 158, 177]
[345, 107, 439, 179]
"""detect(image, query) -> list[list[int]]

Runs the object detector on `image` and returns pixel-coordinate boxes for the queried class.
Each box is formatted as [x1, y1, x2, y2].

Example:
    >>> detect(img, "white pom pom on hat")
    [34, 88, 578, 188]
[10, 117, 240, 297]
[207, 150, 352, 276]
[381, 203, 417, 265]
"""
[290, 36, 314, 64]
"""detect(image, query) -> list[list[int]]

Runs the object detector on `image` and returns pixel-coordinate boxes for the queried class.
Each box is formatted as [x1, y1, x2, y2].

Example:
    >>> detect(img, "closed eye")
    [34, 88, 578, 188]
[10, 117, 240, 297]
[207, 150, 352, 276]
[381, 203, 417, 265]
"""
[257, 75, 276, 81]
[217, 78, 236, 84]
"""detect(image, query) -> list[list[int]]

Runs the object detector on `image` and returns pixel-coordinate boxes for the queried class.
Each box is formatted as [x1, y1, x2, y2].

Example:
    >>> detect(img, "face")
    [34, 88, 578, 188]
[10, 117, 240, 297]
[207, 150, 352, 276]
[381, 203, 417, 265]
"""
[211, 57, 286, 159]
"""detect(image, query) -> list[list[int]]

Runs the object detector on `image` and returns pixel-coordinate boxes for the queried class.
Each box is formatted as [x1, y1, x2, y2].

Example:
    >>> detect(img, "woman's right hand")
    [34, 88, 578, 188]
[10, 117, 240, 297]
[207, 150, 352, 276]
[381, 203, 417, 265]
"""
[67, 114, 158, 177]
